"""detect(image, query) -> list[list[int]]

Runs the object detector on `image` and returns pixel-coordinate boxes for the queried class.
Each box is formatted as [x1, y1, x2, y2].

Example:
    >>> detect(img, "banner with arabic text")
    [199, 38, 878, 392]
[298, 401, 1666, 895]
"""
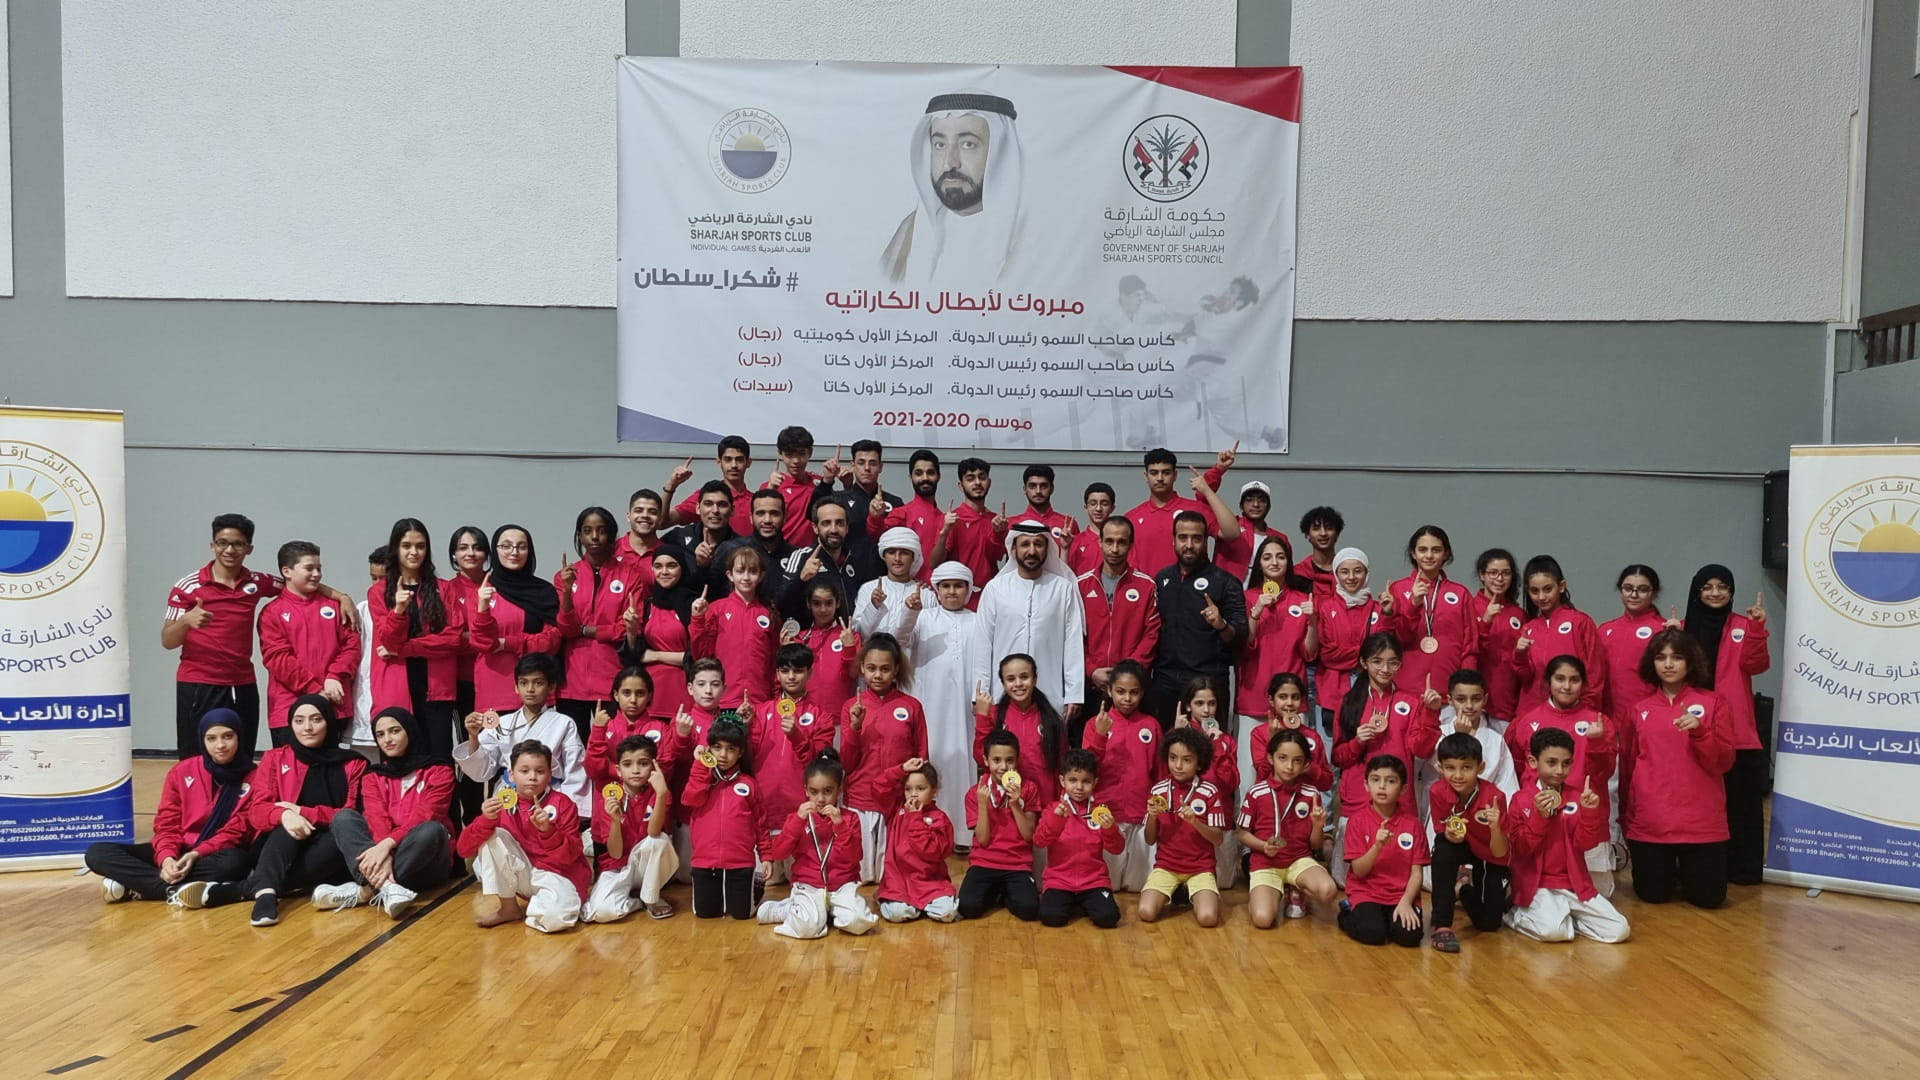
[616, 59, 1299, 452]
[0, 406, 133, 871]
[1766, 445, 1920, 901]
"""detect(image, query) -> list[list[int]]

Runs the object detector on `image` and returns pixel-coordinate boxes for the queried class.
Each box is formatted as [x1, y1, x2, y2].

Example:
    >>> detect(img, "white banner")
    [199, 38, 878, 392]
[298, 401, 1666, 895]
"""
[1767, 445, 1920, 901]
[0, 406, 133, 871]
[616, 58, 1300, 453]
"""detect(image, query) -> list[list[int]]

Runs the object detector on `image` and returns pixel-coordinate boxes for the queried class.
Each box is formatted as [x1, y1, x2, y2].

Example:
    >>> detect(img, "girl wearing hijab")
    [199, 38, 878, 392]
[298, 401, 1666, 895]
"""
[622, 543, 700, 723]
[313, 707, 455, 919]
[471, 525, 563, 712]
[557, 506, 644, 745]
[177, 695, 366, 926]
[1680, 564, 1771, 885]
[1311, 547, 1385, 728]
[87, 709, 258, 903]
[367, 519, 469, 768]
[445, 525, 492, 721]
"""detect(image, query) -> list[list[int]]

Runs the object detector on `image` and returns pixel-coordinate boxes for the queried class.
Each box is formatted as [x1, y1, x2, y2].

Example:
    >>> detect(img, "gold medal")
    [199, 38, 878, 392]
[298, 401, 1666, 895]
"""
[1262, 581, 1281, 598]
[1444, 812, 1467, 839]
[1000, 769, 1022, 795]
[1147, 793, 1170, 815]
[778, 698, 796, 718]
[1420, 636, 1439, 654]
[695, 746, 717, 769]
[1092, 805, 1114, 828]
[603, 783, 624, 803]
[497, 787, 518, 811]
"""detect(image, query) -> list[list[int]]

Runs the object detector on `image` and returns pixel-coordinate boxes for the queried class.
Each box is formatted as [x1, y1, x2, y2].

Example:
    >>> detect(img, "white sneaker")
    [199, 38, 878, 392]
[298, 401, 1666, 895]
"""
[172, 881, 211, 909]
[310, 882, 364, 912]
[101, 878, 130, 903]
[376, 883, 417, 919]
[755, 900, 782, 924]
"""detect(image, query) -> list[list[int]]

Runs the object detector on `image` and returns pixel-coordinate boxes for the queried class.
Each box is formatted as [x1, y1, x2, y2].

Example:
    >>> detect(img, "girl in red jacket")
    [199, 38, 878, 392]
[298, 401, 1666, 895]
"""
[973, 653, 1066, 811]
[681, 717, 772, 920]
[1084, 660, 1164, 892]
[876, 759, 959, 923]
[842, 634, 929, 883]
[1178, 676, 1242, 888]
[690, 545, 782, 709]
[622, 544, 699, 724]
[1680, 563, 1772, 885]
[88, 708, 257, 904]
[367, 518, 468, 770]
[1251, 673, 1334, 794]
[587, 668, 686, 785]
[469, 525, 563, 713]
[1313, 548, 1386, 722]
[557, 505, 643, 744]
[1507, 655, 1620, 896]
[457, 738, 590, 933]
[1384, 526, 1480, 704]
[178, 696, 366, 927]
[313, 707, 454, 919]
[1237, 534, 1317, 778]
[1621, 629, 1735, 909]
[1598, 564, 1667, 723]
[445, 525, 490, 720]
[792, 579, 861, 715]
[760, 748, 878, 938]
[1513, 554, 1606, 714]
[1470, 548, 1524, 726]
[1237, 728, 1335, 929]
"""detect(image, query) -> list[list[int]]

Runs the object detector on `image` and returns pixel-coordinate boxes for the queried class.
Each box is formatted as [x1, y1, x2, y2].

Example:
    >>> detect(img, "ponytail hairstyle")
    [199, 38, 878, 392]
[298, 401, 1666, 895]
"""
[447, 525, 489, 571]
[1615, 563, 1662, 598]
[804, 746, 846, 791]
[1522, 554, 1572, 619]
[1337, 631, 1402, 741]
[573, 505, 618, 561]
[1406, 524, 1453, 568]
[382, 518, 447, 634]
[860, 632, 913, 691]
[1265, 671, 1307, 700]
[994, 653, 1064, 774]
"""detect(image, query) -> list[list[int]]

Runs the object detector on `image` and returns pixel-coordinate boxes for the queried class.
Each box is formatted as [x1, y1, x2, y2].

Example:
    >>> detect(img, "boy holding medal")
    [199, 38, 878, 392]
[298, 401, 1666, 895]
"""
[1426, 733, 1510, 952]
[583, 735, 678, 922]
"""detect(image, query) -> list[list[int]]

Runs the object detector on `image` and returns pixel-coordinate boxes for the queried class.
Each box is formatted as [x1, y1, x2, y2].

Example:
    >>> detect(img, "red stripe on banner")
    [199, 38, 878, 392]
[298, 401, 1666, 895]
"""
[1108, 66, 1301, 124]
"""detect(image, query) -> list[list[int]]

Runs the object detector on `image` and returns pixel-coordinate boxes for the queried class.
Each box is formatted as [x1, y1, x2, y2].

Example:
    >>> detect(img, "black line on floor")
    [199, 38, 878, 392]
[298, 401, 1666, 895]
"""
[47, 1057, 105, 1075]
[227, 998, 272, 1013]
[143, 1026, 196, 1043]
[160, 877, 473, 1080]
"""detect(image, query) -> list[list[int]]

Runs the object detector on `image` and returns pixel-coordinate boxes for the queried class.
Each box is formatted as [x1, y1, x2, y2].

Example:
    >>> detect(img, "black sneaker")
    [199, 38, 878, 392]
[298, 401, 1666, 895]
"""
[201, 881, 247, 909]
[249, 893, 280, 927]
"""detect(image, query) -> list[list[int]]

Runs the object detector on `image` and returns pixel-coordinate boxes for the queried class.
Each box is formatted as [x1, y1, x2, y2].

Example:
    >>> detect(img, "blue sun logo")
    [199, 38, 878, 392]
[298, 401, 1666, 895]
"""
[1805, 478, 1920, 626]
[0, 468, 76, 575]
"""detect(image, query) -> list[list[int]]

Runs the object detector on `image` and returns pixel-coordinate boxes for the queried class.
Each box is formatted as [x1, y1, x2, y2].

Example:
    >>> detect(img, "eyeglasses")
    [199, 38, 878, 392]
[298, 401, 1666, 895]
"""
[1620, 584, 1653, 595]
[212, 540, 248, 551]
[496, 542, 530, 552]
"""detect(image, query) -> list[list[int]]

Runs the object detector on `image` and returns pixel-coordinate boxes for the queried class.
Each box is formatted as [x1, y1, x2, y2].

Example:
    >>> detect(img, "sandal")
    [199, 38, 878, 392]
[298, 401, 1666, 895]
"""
[647, 900, 674, 920]
[1431, 927, 1460, 953]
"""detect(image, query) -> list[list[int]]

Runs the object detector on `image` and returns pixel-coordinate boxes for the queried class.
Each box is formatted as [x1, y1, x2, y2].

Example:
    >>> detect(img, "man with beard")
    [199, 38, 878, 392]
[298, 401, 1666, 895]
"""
[1077, 515, 1160, 744]
[779, 497, 882, 622]
[712, 489, 795, 602]
[865, 449, 944, 583]
[1008, 464, 1078, 552]
[830, 439, 903, 539]
[971, 523, 1085, 722]
[930, 457, 1008, 607]
[1149, 512, 1247, 729]
[881, 92, 1024, 282]
[660, 480, 739, 597]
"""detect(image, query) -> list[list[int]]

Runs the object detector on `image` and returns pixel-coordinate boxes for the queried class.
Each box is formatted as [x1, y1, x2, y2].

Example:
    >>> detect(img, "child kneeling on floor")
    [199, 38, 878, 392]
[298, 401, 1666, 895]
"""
[457, 739, 590, 933]
[759, 748, 877, 938]
[1504, 727, 1630, 944]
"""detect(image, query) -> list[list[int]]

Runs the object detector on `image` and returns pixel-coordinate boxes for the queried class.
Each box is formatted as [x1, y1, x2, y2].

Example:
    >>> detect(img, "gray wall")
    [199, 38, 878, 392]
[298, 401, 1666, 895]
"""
[1860, 0, 1920, 316]
[5, 0, 1818, 748]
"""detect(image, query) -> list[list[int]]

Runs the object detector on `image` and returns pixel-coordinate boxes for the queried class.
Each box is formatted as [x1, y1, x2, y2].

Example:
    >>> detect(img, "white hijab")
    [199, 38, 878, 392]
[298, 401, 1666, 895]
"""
[1333, 546, 1372, 608]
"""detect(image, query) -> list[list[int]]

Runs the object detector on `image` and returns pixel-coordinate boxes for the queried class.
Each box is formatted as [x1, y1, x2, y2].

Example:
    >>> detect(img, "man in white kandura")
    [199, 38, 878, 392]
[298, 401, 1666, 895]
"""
[972, 523, 1086, 724]
[881, 91, 1024, 283]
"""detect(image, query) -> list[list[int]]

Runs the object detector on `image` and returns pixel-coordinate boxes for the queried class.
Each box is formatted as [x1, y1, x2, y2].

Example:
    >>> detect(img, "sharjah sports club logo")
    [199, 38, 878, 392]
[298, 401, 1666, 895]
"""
[1803, 476, 1920, 627]
[1124, 115, 1208, 202]
[0, 443, 103, 600]
[710, 108, 791, 194]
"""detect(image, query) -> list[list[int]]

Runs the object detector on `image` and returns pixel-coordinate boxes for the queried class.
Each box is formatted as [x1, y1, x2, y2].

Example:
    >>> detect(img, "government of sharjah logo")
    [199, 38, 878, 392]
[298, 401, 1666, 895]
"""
[0, 442, 104, 599]
[710, 108, 791, 194]
[1124, 115, 1208, 202]
[1802, 475, 1920, 627]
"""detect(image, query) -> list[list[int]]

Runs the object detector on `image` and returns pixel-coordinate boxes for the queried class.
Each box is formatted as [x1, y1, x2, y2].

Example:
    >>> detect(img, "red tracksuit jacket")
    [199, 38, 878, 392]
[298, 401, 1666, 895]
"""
[636, 604, 693, 721]
[245, 746, 368, 832]
[1508, 701, 1619, 824]
[1066, 526, 1102, 577]
[748, 695, 837, 831]
[469, 593, 565, 713]
[1693, 614, 1770, 750]
[967, 784, 1034, 872]
[770, 808, 865, 890]
[368, 579, 468, 709]
[690, 592, 781, 708]
[868, 495, 944, 582]
[1251, 720, 1334, 792]
[1084, 710, 1165, 823]
[586, 713, 687, 788]
[795, 624, 860, 715]
[1035, 794, 1124, 893]
[1331, 688, 1440, 817]
[1473, 593, 1526, 721]
[361, 764, 455, 845]
[1619, 687, 1735, 844]
[1236, 778, 1323, 870]
[1078, 567, 1162, 681]
[1506, 780, 1608, 905]
[680, 764, 771, 869]
[591, 785, 670, 875]
[1384, 573, 1480, 700]
[257, 589, 360, 732]
[1237, 587, 1313, 717]
[875, 768, 956, 907]
[456, 790, 593, 897]
[1313, 598, 1385, 712]
[152, 758, 258, 862]
[841, 688, 930, 813]
[1425, 778, 1509, 864]
[1123, 495, 1219, 579]
[1513, 604, 1607, 713]
[973, 701, 1059, 809]
[556, 554, 644, 701]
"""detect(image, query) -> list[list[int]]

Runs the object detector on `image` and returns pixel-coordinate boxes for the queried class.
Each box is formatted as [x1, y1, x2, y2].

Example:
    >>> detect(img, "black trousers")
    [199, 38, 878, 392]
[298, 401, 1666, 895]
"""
[958, 866, 1040, 921]
[1725, 748, 1768, 884]
[245, 827, 348, 896]
[329, 811, 454, 893]
[176, 681, 259, 759]
[557, 699, 597, 748]
[1040, 887, 1120, 928]
[1428, 835, 1512, 931]
[1629, 839, 1728, 908]
[692, 866, 755, 919]
[84, 842, 253, 901]
[1339, 901, 1424, 947]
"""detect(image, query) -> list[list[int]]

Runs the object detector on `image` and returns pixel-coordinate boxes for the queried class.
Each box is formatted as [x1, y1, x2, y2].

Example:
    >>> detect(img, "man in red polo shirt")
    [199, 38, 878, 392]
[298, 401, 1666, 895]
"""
[162, 514, 356, 757]
[1122, 447, 1242, 578]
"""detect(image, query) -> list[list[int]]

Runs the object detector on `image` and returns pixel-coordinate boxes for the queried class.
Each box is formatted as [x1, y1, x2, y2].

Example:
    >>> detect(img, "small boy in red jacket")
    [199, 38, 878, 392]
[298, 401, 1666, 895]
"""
[1034, 749, 1125, 928]
[257, 541, 359, 747]
[457, 739, 590, 934]
[680, 717, 772, 919]
[1426, 733, 1511, 953]
[957, 730, 1040, 921]
[583, 735, 677, 923]
[1504, 728, 1630, 943]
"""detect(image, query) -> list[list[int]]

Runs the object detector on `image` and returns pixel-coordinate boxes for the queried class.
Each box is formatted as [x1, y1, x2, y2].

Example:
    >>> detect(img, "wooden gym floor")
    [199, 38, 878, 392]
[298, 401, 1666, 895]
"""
[6, 760, 1915, 1079]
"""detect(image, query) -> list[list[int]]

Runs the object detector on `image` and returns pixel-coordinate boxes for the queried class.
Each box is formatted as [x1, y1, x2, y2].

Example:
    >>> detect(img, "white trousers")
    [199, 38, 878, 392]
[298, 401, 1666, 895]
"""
[581, 835, 679, 923]
[762, 881, 878, 939]
[1101, 822, 1153, 893]
[1505, 887, 1631, 944]
[855, 809, 888, 884]
[879, 895, 960, 923]
[473, 833, 581, 934]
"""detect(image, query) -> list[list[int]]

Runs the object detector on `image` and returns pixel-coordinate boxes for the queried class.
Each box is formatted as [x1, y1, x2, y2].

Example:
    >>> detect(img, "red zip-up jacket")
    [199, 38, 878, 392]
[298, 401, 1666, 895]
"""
[1035, 794, 1124, 893]
[368, 580, 467, 708]
[245, 745, 368, 832]
[1619, 688, 1735, 844]
[1506, 780, 1609, 905]
[690, 593, 781, 708]
[1513, 605, 1606, 713]
[795, 624, 860, 715]
[1331, 688, 1440, 818]
[362, 765, 455, 845]
[1473, 593, 1526, 721]
[1384, 573, 1480, 700]
[257, 589, 359, 732]
[769, 808, 864, 890]
[1009, 506, 1077, 548]
[966, 783, 1034, 871]
[1237, 587, 1313, 717]
[1078, 566, 1162, 680]
[938, 503, 1006, 604]
[973, 700, 1059, 809]
[1197, 728, 1239, 806]
[557, 555, 643, 701]
[875, 766, 956, 907]
[591, 785, 669, 874]
[469, 592, 565, 713]
[1598, 610, 1667, 723]
[1084, 710, 1165, 823]
[586, 713, 686, 788]
[1692, 614, 1770, 750]
[1425, 778, 1509, 864]
[1250, 719, 1334, 792]
[636, 603, 692, 721]
[680, 764, 770, 869]
[774, 470, 833, 548]
[841, 688, 929, 813]
[748, 695, 836, 831]
[446, 574, 482, 690]
[1313, 598, 1384, 712]
[456, 790, 592, 897]
[1124, 494, 1219, 580]
[1066, 526, 1102, 577]
[1508, 701, 1619, 822]
[151, 758, 258, 863]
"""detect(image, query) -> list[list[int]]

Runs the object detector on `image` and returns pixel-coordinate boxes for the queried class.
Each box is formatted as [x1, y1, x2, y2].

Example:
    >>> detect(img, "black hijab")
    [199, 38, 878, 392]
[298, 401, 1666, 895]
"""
[366, 706, 441, 778]
[288, 694, 358, 809]
[487, 523, 560, 633]
[646, 544, 701, 626]
[191, 708, 254, 848]
[1682, 564, 1735, 687]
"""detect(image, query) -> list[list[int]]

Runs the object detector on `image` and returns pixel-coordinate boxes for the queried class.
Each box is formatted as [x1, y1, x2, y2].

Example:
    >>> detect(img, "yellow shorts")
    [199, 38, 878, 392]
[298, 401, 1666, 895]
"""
[1143, 868, 1219, 898]
[1248, 857, 1324, 892]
